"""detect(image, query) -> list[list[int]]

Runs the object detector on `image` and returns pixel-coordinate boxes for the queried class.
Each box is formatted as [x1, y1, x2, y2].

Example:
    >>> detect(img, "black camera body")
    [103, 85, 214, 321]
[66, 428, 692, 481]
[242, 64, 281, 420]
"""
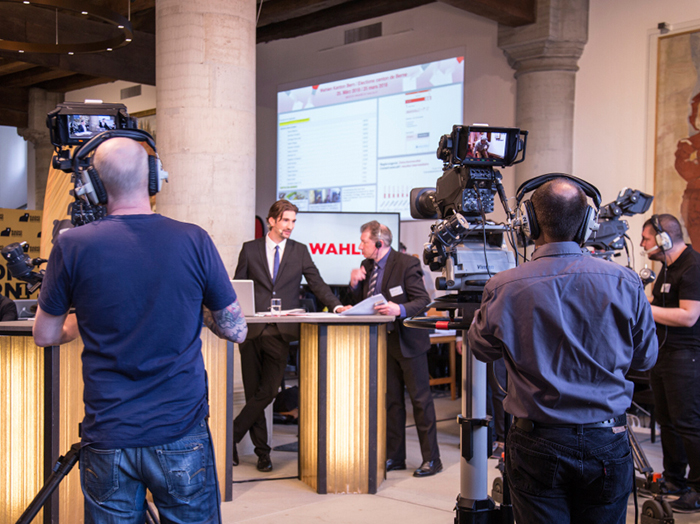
[47, 101, 138, 174]
[584, 188, 653, 259]
[411, 125, 527, 291]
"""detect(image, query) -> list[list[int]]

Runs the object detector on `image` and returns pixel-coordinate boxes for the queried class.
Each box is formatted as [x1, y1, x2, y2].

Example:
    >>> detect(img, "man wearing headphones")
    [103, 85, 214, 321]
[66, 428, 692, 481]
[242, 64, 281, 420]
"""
[640, 214, 700, 513]
[33, 137, 247, 523]
[468, 176, 658, 523]
[349, 221, 441, 477]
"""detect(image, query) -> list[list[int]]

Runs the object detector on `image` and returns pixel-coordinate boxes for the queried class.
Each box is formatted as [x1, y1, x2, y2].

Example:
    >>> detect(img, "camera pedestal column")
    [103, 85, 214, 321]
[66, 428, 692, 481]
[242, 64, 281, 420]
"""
[456, 326, 513, 524]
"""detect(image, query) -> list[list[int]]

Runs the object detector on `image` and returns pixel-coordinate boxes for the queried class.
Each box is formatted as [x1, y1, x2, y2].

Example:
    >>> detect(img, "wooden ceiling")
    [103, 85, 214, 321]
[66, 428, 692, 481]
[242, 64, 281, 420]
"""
[0, 0, 535, 129]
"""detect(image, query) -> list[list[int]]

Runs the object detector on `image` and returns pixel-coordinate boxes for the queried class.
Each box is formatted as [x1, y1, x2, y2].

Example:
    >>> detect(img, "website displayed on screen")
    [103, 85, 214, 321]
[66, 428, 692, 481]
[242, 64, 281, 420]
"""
[277, 56, 464, 220]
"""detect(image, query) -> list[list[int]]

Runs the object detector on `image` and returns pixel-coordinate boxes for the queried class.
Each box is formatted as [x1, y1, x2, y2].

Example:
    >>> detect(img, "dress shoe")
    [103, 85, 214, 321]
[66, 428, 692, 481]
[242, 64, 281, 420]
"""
[256, 454, 273, 472]
[413, 459, 443, 478]
[386, 459, 406, 471]
[232, 441, 239, 467]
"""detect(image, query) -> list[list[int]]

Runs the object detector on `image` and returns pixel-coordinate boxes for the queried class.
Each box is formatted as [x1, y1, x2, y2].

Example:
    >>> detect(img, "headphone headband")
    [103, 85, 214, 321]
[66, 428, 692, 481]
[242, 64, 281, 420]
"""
[515, 173, 601, 209]
[73, 129, 157, 172]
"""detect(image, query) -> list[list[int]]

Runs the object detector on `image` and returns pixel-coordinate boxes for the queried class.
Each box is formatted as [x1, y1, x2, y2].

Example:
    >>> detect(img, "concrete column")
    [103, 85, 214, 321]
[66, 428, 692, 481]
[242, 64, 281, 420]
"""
[498, 0, 589, 187]
[17, 88, 64, 210]
[155, 0, 257, 275]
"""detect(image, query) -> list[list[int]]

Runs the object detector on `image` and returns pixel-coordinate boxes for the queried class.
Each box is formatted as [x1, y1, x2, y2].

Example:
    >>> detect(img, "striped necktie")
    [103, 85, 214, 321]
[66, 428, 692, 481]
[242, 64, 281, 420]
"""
[273, 245, 280, 283]
[366, 265, 379, 297]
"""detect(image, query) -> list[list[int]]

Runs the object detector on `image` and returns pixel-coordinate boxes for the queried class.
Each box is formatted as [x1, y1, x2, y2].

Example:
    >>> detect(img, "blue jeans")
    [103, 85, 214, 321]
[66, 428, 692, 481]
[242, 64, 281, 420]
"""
[80, 418, 221, 524]
[506, 422, 633, 524]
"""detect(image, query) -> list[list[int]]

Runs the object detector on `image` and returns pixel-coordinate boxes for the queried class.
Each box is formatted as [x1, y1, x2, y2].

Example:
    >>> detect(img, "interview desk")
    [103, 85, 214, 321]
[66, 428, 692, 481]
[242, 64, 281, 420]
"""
[0, 321, 232, 524]
[245, 315, 391, 494]
[1, 314, 390, 522]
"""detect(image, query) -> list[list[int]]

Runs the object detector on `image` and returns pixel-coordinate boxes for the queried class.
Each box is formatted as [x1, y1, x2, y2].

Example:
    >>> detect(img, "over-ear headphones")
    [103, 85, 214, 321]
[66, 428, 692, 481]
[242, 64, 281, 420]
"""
[72, 129, 169, 205]
[515, 173, 601, 246]
[650, 214, 673, 251]
[375, 228, 386, 249]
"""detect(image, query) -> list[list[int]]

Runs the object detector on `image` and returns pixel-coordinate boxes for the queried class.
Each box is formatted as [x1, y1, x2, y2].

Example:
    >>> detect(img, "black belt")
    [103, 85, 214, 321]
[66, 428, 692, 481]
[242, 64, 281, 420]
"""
[513, 414, 627, 432]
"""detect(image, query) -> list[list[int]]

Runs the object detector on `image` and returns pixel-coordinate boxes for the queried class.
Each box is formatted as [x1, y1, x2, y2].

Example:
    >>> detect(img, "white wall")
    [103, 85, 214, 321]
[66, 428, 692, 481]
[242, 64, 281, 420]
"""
[256, 3, 517, 257]
[574, 0, 700, 268]
[65, 81, 156, 114]
[0, 125, 28, 209]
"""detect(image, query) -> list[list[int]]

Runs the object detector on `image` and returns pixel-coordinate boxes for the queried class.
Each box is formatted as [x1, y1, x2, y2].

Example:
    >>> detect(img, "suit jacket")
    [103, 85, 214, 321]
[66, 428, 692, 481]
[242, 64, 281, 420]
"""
[350, 249, 431, 358]
[234, 237, 341, 340]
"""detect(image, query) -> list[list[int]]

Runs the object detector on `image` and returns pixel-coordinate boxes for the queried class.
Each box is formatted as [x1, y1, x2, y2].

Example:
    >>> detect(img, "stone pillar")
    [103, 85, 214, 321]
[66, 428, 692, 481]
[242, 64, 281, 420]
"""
[498, 0, 589, 187]
[17, 88, 64, 210]
[155, 0, 257, 275]
[156, 0, 258, 456]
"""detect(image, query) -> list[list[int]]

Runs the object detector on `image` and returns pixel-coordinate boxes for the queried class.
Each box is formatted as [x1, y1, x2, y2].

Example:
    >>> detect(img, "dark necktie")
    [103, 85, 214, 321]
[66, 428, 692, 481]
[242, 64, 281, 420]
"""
[366, 265, 379, 297]
[273, 245, 280, 283]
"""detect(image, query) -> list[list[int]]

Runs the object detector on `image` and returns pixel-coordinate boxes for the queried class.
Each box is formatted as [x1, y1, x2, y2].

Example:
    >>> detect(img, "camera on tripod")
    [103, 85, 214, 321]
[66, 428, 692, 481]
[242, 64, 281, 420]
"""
[46, 101, 140, 226]
[410, 125, 528, 293]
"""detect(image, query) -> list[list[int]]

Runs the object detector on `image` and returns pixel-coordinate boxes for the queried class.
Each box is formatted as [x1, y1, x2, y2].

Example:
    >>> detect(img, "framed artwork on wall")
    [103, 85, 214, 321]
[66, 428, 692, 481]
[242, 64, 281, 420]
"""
[654, 28, 700, 245]
[132, 108, 156, 143]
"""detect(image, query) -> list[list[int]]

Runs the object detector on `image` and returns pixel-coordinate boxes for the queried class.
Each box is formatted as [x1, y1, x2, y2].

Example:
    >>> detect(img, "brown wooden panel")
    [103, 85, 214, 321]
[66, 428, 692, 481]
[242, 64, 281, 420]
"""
[439, 0, 536, 26]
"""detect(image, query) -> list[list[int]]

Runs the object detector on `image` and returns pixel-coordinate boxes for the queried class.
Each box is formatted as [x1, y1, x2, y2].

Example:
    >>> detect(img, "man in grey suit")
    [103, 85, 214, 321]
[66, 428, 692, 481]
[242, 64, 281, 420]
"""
[349, 221, 441, 477]
[233, 199, 347, 471]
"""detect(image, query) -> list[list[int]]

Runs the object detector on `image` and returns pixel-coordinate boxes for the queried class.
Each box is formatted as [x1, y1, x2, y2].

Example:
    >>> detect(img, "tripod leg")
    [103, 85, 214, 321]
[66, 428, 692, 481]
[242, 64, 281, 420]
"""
[15, 443, 82, 524]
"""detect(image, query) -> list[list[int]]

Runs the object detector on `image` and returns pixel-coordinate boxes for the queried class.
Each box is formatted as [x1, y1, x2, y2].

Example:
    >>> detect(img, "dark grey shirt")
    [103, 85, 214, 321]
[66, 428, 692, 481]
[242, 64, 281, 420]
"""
[468, 242, 658, 424]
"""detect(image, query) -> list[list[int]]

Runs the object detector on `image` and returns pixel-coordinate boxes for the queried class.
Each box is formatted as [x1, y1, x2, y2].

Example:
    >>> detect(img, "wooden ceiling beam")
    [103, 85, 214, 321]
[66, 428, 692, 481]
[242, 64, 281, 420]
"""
[257, 0, 353, 26]
[2, 67, 74, 88]
[438, 0, 536, 26]
[257, 0, 434, 43]
[36, 74, 116, 93]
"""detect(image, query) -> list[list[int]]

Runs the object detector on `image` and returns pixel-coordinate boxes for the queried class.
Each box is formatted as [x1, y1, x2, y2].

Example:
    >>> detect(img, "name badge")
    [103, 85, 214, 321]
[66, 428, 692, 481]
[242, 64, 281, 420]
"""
[390, 286, 403, 297]
[661, 283, 671, 293]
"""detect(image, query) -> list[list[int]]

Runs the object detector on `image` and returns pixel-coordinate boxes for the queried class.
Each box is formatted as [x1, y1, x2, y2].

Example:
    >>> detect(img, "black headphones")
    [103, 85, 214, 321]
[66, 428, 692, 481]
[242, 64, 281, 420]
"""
[72, 129, 168, 205]
[374, 227, 386, 249]
[515, 173, 601, 246]
[650, 214, 673, 251]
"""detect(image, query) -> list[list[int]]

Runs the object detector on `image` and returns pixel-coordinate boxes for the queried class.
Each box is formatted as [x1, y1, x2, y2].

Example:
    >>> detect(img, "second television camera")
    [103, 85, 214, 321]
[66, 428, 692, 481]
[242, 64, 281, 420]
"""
[410, 125, 527, 294]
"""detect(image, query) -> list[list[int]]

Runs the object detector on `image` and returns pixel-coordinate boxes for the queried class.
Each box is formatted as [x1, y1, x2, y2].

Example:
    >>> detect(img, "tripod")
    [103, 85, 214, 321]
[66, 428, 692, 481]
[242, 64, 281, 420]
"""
[15, 443, 160, 524]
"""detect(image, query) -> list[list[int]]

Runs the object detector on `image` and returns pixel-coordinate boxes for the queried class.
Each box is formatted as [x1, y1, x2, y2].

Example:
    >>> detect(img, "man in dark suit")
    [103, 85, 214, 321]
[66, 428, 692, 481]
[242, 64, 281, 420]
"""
[233, 199, 347, 471]
[349, 221, 441, 477]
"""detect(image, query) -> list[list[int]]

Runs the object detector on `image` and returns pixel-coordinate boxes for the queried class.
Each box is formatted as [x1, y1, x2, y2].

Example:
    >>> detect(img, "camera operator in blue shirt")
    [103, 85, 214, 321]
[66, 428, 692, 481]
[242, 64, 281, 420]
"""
[33, 137, 247, 524]
[468, 176, 658, 524]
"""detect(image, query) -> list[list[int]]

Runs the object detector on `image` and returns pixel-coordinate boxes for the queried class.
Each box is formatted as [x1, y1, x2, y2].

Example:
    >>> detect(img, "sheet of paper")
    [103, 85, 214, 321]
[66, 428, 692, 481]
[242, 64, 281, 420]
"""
[339, 294, 387, 316]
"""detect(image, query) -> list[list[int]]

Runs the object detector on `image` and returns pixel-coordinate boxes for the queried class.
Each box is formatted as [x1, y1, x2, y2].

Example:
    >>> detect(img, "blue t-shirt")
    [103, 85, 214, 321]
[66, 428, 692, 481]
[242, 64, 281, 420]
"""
[38, 214, 235, 449]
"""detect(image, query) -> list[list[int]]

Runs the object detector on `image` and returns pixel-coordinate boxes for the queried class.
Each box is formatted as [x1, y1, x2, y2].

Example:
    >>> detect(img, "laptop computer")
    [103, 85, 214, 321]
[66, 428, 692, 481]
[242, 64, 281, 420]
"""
[230, 279, 255, 316]
[13, 299, 38, 319]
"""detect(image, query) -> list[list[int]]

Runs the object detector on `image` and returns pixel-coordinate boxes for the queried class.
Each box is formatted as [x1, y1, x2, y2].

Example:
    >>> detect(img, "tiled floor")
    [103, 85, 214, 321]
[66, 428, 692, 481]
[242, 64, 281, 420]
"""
[224, 391, 700, 524]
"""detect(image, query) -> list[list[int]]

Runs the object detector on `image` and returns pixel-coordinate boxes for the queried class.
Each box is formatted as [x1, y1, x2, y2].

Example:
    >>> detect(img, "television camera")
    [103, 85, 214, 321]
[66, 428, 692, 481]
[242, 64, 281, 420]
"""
[410, 125, 527, 299]
[583, 187, 654, 261]
[407, 125, 528, 524]
[46, 101, 157, 227]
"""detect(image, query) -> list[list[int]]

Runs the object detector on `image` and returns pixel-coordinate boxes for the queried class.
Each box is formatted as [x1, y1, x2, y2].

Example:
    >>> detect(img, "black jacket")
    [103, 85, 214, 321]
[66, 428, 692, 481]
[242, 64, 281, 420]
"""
[350, 249, 431, 358]
[234, 237, 341, 340]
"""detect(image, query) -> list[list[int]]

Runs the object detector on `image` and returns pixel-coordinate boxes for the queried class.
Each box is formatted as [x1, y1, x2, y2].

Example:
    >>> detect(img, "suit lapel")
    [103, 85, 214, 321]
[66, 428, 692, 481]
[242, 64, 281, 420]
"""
[276, 239, 293, 281]
[257, 237, 273, 286]
[381, 250, 398, 296]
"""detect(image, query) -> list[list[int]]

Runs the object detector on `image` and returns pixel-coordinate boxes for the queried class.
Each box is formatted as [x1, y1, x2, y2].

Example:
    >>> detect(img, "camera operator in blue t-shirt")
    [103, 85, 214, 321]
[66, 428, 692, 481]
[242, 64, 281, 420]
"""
[33, 137, 247, 524]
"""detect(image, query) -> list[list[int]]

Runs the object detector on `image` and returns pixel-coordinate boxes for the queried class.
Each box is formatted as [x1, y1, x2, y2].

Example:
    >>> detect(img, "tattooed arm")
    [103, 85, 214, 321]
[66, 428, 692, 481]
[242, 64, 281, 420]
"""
[203, 299, 248, 343]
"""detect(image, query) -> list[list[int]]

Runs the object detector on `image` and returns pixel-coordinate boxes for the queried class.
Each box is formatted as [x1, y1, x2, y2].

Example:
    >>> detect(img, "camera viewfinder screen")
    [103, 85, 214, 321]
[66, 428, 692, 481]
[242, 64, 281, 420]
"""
[462, 131, 508, 162]
[68, 114, 116, 139]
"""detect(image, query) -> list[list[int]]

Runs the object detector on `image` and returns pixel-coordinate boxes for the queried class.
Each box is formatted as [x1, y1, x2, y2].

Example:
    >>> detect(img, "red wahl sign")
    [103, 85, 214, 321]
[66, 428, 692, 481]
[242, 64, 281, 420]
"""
[309, 243, 362, 255]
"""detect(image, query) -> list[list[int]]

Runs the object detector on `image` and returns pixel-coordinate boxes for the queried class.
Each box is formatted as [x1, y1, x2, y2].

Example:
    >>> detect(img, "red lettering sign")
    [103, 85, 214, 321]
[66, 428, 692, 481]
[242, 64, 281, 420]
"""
[339, 244, 350, 254]
[309, 243, 326, 254]
[352, 244, 361, 255]
[326, 244, 338, 254]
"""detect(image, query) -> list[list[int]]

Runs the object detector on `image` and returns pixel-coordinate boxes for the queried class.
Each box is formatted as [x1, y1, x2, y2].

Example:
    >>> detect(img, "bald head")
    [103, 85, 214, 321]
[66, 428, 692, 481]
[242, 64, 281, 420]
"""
[93, 137, 149, 202]
[531, 178, 588, 242]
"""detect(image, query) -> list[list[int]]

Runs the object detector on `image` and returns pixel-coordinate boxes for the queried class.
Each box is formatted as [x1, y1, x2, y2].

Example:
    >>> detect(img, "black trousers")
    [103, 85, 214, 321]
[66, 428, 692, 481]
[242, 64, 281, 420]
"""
[385, 337, 440, 464]
[233, 325, 289, 457]
[650, 348, 700, 490]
